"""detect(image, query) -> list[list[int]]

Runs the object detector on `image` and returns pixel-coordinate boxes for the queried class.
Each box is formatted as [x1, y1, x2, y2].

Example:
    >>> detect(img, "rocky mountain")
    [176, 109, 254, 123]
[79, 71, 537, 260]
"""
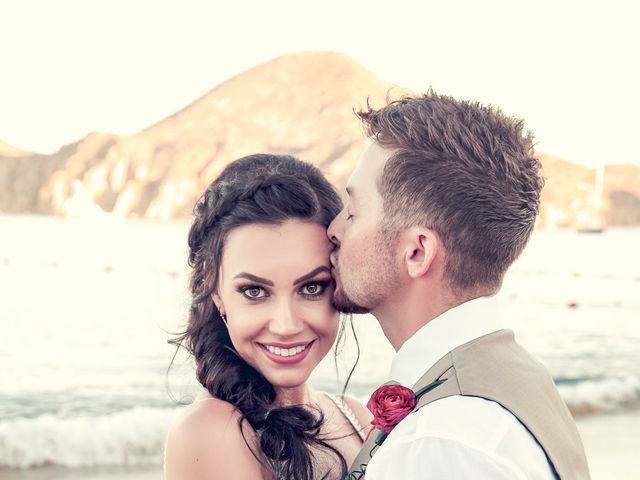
[0, 52, 402, 220]
[0, 140, 31, 157]
[1, 51, 639, 227]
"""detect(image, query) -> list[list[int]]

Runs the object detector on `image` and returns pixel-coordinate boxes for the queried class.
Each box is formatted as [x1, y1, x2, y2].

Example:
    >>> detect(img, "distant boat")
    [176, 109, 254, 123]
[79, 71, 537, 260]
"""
[577, 226, 604, 234]
[576, 165, 606, 233]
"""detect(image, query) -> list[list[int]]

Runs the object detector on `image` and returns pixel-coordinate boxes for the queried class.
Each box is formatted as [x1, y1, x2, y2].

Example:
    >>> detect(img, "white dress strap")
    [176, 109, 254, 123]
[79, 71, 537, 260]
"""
[324, 393, 367, 441]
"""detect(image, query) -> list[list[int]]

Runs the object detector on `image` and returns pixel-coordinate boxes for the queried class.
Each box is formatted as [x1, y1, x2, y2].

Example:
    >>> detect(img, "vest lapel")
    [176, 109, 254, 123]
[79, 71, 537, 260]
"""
[345, 381, 398, 479]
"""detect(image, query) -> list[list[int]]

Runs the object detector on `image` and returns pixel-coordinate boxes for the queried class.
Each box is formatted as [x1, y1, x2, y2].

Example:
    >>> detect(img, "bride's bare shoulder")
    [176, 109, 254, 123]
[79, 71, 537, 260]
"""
[165, 397, 263, 479]
[171, 396, 243, 434]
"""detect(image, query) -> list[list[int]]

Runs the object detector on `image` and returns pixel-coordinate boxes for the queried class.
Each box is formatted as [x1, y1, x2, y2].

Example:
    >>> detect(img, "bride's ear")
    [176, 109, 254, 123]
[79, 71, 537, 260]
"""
[212, 292, 226, 315]
[402, 228, 438, 279]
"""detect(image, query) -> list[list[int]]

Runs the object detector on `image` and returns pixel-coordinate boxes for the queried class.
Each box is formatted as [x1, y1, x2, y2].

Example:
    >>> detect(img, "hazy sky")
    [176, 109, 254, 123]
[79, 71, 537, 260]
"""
[1, 0, 638, 167]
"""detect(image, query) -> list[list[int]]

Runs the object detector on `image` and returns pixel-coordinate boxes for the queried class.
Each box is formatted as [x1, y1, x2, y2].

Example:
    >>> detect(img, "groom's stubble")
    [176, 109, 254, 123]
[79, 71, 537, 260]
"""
[331, 225, 404, 314]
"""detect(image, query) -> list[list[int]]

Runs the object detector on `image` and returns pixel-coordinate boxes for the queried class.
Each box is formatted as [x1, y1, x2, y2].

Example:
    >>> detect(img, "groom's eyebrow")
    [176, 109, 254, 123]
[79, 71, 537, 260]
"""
[234, 273, 274, 286]
[346, 186, 357, 204]
[293, 266, 331, 285]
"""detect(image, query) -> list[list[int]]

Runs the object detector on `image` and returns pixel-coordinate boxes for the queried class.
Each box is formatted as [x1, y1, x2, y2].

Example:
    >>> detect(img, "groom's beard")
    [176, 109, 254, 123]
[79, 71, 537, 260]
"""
[330, 246, 401, 315]
[330, 254, 370, 314]
[331, 280, 370, 314]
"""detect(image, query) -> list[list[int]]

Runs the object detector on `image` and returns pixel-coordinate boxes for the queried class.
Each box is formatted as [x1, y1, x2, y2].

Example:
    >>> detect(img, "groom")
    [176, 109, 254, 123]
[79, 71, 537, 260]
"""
[328, 92, 590, 479]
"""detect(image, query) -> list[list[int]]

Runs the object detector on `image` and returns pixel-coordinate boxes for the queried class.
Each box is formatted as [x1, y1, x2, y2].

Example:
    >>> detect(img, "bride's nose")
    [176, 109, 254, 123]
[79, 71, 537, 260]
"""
[268, 299, 304, 337]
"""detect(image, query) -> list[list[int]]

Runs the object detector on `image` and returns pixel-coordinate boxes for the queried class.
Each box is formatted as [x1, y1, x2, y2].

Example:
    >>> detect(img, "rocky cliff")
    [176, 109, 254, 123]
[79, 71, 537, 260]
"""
[538, 154, 640, 228]
[1, 51, 638, 227]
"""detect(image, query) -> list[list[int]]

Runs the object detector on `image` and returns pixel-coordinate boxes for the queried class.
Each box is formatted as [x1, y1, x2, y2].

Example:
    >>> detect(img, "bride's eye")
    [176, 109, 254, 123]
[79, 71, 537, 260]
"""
[238, 286, 268, 300]
[300, 280, 330, 298]
[303, 284, 320, 295]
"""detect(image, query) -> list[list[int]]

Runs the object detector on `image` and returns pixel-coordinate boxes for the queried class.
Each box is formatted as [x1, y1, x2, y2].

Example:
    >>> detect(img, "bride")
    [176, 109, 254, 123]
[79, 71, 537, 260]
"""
[165, 154, 372, 479]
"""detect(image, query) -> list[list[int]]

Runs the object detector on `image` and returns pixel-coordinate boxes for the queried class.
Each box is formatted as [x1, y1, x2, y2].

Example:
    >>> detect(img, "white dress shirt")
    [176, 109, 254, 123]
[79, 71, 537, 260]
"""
[365, 296, 556, 479]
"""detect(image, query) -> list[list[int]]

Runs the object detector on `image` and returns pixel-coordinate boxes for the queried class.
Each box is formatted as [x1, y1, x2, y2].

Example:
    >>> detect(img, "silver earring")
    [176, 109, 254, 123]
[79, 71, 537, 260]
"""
[220, 313, 228, 328]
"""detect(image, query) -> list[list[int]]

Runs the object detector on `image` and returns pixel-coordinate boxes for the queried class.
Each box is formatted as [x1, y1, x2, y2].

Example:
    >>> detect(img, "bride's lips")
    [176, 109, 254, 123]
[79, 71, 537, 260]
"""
[259, 340, 315, 365]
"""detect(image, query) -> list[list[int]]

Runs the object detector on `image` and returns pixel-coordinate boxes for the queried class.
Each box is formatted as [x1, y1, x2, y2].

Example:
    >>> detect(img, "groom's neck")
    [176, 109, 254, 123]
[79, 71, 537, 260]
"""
[373, 282, 486, 351]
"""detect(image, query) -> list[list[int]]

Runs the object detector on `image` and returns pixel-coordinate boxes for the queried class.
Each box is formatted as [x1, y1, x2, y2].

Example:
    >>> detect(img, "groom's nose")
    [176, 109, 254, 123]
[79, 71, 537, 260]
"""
[327, 210, 344, 247]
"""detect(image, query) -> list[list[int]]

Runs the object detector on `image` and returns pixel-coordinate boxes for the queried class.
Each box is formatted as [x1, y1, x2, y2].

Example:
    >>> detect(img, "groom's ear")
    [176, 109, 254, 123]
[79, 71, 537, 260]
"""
[402, 228, 438, 279]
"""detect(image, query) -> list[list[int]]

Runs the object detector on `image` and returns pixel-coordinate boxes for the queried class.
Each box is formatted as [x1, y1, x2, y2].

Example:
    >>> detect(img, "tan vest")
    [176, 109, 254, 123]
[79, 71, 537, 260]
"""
[347, 329, 590, 479]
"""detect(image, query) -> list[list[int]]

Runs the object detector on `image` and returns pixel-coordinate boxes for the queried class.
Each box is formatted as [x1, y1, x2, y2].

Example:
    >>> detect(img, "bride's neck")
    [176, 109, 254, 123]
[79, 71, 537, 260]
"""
[274, 383, 311, 406]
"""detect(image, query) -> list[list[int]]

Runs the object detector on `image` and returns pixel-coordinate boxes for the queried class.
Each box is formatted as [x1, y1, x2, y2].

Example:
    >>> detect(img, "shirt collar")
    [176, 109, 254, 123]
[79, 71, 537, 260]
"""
[388, 295, 503, 387]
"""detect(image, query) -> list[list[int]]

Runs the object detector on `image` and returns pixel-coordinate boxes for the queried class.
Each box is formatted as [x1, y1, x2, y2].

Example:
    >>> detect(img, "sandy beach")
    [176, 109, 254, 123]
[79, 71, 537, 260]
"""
[576, 410, 640, 479]
[1, 410, 637, 480]
[0, 465, 162, 480]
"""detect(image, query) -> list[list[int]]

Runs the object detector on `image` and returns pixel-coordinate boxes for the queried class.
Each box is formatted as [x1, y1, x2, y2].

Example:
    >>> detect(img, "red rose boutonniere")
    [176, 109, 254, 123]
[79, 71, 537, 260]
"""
[366, 384, 417, 434]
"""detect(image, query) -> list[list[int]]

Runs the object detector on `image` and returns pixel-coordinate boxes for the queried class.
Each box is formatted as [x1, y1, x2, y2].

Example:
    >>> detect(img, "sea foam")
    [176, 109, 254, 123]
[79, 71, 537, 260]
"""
[559, 375, 640, 413]
[1, 378, 639, 469]
[0, 406, 182, 469]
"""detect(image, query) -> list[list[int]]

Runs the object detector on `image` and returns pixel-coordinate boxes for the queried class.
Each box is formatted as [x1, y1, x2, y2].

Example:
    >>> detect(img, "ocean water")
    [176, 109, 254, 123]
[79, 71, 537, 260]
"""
[0, 215, 638, 470]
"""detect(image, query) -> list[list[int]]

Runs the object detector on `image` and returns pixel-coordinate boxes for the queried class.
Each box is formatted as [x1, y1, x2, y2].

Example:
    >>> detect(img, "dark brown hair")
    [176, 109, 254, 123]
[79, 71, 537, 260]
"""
[170, 154, 345, 479]
[358, 91, 544, 293]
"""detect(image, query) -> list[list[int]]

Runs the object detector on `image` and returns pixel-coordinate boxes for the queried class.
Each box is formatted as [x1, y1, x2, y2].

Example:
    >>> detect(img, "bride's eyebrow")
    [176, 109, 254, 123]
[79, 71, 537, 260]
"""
[233, 273, 274, 286]
[233, 266, 330, 287]
[293, 266, 330, 286]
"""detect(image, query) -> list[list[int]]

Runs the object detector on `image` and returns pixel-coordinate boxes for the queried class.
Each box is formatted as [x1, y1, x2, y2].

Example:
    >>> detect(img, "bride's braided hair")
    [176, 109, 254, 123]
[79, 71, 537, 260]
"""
[173, 154, 345, 479]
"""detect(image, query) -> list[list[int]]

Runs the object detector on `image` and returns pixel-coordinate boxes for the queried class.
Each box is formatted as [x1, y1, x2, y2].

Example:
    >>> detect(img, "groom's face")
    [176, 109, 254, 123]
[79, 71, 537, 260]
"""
[328, 143, 403, 313]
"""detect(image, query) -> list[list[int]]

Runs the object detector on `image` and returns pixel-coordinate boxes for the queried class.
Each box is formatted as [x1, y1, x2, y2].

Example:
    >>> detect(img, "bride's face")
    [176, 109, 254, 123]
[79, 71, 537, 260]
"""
[214, 219, 339, 390]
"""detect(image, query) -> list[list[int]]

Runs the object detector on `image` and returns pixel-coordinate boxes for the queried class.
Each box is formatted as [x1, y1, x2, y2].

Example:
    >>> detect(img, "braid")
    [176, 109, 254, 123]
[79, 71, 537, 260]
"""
[172, 154, 345, 479]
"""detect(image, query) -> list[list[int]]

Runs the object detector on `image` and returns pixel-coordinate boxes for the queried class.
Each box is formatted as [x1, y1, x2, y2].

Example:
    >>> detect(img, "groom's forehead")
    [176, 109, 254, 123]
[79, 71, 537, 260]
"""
[347, 143, 393, 199]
